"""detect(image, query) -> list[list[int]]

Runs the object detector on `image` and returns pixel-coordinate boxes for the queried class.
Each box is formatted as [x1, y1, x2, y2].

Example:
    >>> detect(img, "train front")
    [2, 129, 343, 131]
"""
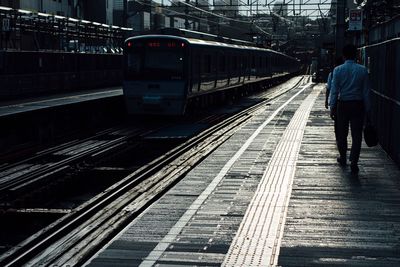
[123, 36, 188, 115]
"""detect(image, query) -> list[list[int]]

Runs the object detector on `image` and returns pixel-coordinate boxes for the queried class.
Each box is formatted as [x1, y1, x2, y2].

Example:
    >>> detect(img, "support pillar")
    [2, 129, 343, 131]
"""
[336, 0, 346, 57]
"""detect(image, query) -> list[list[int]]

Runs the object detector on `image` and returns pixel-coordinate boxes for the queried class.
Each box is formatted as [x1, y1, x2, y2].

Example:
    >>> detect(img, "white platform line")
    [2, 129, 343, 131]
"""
[139, 83, 313, 266]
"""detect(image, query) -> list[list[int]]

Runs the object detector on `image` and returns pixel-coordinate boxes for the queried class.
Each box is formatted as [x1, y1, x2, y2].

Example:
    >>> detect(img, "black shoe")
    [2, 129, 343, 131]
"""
[337, 157, 346, 167]
[351, 164, 359, 174]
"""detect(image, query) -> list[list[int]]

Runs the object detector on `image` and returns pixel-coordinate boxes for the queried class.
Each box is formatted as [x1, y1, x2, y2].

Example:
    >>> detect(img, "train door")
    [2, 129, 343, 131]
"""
[191, 48, 201, 94]
[226, 51, 231, 86]
[264, 54, 268, 77]
[266, 52, 272, 77]
[231, 51, 239, 85]
[216, 51, 228, 88]
[239, 53, 244, 83]
[243, 53, 249, 81]
[211, 49, 218, 89]
[200, 49, 216, 92]
[250, 52, 256, 81]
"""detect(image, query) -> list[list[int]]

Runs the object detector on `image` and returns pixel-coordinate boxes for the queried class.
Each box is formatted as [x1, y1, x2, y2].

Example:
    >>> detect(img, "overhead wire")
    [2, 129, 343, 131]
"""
[170, 0, 272, 35]
[132, 0, 332, 40]
[134, 0, 261, 37]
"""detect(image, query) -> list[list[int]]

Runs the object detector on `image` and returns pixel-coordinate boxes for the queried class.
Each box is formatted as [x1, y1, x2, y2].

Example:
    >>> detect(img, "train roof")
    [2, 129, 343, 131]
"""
[148, 28, 255, 47]
[125, 35, 298, 61]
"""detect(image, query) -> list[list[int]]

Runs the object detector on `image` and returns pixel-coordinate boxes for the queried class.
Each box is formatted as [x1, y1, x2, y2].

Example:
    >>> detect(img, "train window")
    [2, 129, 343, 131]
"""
[124, 43, 184, 80]
[252, 55, 255, 68]
[144, 50, 183, 71]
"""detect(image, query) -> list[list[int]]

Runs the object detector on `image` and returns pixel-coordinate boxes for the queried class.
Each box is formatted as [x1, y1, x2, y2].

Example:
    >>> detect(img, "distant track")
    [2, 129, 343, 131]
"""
[0, 125, 164, 200]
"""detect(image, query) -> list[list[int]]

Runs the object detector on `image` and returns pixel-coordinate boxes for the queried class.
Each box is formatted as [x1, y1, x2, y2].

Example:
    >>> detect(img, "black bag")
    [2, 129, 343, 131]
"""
[364, 124, 378, 147]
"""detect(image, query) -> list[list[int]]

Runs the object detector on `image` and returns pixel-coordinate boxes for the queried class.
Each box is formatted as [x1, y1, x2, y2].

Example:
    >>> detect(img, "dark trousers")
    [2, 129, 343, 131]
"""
[332, 104, 338, 141]
[336, 100, 364, 164]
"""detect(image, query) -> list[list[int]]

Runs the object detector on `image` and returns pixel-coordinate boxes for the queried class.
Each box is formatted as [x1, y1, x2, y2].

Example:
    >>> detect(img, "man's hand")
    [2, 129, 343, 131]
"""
[330, 106, 337, 120]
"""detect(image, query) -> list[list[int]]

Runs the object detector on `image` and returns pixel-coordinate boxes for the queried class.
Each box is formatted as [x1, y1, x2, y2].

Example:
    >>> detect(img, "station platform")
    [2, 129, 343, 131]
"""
[83, 82, 400, 266]
[0, 87, 122, 118]
[0, 86, 125, 156]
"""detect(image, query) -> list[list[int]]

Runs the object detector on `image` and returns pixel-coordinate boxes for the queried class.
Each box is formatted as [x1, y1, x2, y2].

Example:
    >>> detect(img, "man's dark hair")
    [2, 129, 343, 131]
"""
[342, 44, 357, 60]
[335, 57, 343, 67]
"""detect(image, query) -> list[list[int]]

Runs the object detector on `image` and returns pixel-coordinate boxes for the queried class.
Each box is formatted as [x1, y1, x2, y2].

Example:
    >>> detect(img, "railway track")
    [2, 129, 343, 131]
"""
[0, 76, 309, 266]
[0, 125, 166, 203]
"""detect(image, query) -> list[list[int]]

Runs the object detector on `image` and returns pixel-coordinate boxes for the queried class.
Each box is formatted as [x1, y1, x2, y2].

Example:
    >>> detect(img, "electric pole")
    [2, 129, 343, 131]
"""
[335, 0, 346, 57]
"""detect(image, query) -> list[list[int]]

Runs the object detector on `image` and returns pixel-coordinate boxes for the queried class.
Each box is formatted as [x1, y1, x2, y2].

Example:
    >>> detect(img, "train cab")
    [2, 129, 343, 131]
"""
[123, 36, 189, 115]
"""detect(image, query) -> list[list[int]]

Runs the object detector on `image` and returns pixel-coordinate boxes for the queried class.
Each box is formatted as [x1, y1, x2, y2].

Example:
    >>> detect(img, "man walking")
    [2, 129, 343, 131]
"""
[325, 58, 343, 141]
[329, 44, 371, 174]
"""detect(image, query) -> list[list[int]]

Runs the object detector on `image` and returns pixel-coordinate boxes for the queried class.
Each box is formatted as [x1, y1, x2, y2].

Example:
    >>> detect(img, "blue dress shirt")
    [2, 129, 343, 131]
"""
[329, 60, 371, 112]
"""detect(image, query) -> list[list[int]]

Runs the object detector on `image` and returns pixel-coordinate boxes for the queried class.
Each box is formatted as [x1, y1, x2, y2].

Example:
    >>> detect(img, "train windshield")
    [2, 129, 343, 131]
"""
[125, 40, 186, 80]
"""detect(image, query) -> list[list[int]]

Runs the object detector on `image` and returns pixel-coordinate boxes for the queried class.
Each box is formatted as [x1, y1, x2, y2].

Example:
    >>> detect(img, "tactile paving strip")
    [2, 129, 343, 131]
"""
[223, 85, 322, 266]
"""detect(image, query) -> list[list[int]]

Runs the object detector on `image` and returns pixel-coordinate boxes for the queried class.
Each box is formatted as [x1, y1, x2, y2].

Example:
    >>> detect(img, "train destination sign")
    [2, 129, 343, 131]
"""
[349, 9, 363, 31]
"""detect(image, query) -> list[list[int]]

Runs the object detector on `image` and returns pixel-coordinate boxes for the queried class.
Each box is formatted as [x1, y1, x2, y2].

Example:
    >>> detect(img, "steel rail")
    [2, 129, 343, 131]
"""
[0, 126, 122, 173]
[0, 125, 161, 198]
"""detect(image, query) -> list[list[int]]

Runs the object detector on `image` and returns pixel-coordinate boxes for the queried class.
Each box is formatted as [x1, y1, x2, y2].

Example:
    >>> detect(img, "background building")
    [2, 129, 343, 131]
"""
[0, 0, 74, 16]
[113, 0, 124, 26]
[0, 0, 19, 9]
[84, 0, 113, 25]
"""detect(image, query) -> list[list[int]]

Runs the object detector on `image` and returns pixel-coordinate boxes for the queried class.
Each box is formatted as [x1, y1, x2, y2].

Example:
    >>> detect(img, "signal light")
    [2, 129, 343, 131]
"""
[167, 42, 176, 48]
[127, 42, 132, 47]
[181, 43, 185, 48]
[148, 42, 161, 47]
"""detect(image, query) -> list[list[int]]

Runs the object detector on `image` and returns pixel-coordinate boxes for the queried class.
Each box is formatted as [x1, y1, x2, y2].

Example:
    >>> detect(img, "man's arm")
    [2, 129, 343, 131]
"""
[325, 72, 332, 109]
[329, 69, 339, 119]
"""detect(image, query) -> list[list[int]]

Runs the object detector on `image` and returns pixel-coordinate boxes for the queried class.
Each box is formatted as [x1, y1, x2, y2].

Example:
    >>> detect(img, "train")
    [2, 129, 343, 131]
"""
[122, 34, 301, 115]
